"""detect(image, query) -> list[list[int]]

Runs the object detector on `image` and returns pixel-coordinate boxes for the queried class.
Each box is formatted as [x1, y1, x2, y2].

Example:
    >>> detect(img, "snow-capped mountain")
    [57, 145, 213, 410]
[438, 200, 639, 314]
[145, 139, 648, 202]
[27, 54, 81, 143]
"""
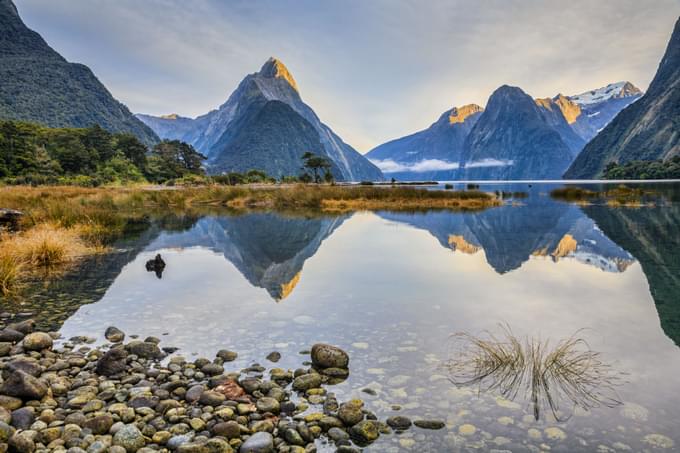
[569, 81, 642, 106]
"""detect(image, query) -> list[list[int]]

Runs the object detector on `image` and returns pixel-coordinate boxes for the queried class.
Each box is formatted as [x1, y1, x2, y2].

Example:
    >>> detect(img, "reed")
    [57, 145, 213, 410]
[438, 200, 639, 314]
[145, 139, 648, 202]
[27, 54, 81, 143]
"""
[444, 325, 624, 421]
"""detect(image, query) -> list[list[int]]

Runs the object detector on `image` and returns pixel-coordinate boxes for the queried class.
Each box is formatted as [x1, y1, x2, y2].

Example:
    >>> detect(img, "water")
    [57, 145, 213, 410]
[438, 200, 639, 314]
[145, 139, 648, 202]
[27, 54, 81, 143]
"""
[11, 182, 680, 451]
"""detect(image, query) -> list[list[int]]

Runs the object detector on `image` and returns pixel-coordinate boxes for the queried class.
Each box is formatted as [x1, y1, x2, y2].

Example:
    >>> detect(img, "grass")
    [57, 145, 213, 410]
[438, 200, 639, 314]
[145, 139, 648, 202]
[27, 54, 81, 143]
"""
[444, 325, 624, 421]
[550, 185, 656, 206]
[0, 184, 501, 297]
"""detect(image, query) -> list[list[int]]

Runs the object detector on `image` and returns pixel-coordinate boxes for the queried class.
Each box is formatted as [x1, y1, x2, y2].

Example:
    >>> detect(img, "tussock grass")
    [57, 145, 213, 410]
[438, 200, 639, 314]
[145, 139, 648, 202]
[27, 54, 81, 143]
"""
[0, 250, 22, 296]
[550, 185, 655, 206]
[445, 325, 624, 421]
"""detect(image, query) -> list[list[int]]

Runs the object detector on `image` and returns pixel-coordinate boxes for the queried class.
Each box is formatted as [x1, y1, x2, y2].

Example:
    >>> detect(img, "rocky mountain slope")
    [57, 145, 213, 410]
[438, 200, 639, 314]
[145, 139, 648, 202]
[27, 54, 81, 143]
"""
[139, 58, 383, 181]
[0, 0, 158, 146]
[565, 18, 680, 178]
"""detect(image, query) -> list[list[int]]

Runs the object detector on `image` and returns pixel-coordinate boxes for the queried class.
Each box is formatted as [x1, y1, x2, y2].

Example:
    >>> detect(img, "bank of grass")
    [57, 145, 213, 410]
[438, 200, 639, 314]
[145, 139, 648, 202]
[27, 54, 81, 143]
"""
[0, 184, 500, 296]
[550, 185, 655, 206]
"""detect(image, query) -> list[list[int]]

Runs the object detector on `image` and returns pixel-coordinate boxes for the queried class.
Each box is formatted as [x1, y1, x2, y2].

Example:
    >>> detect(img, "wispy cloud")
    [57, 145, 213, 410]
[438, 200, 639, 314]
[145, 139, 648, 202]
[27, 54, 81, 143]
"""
[371, 158, 512, 173]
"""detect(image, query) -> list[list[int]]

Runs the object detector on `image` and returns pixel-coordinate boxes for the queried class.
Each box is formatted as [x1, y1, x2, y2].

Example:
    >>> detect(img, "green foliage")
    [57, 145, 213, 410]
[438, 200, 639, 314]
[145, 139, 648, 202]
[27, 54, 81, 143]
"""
[301, 151, 333, 183]
[144, 140, 207, 183]
[602, 157, 680, 180]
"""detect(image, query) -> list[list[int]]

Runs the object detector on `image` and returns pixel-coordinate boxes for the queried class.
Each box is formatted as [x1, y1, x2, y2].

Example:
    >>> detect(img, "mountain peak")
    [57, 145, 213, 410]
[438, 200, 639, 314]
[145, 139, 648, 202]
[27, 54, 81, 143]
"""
[160, 113, 181, 120]
[258, 57, 298, 92]
[448, 104, 483, 124]
[569, 81, 642, 106]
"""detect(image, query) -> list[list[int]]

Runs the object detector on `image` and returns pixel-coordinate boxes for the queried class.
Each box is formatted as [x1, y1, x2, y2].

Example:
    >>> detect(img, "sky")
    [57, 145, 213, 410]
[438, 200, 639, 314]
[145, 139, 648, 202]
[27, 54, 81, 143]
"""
[15, 0, 680, 152]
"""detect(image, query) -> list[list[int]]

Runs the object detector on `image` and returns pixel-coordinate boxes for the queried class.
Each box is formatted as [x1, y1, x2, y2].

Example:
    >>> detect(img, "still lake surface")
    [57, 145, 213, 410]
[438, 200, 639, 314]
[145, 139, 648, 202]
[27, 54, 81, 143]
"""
[10, 182, 680, 452]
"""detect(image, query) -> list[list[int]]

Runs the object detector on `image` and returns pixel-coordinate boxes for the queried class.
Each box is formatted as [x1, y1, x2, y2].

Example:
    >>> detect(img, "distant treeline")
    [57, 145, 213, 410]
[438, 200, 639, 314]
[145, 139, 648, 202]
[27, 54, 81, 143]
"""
[603, 157, 680, 180]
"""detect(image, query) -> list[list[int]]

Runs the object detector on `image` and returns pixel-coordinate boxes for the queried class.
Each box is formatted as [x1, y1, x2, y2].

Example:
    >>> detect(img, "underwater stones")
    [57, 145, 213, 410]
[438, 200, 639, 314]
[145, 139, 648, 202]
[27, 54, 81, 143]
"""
[458, 423, 477, 436]
[414, 419, 446, 430]
[643, 433, 674, 449]
[105, 326, 126, 343]
[386, 415, 412, 431]
[265, 351, 281, 362]
[216, 350, 238, 362]
[311, 343, 349, 369]
[544, 427, 566, 441]
[620, 402, 649, 422]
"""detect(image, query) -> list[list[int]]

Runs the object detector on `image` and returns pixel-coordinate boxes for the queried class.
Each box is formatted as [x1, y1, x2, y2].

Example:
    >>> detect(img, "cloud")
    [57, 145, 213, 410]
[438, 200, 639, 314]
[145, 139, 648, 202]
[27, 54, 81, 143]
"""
[14, 0, 680, 151]
[371, 158, 512, 173]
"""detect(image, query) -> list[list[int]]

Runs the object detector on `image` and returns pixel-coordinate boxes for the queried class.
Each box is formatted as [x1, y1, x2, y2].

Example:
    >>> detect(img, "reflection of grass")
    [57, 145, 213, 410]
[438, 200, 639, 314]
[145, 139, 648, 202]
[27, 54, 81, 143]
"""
[445, 326, 624, 421]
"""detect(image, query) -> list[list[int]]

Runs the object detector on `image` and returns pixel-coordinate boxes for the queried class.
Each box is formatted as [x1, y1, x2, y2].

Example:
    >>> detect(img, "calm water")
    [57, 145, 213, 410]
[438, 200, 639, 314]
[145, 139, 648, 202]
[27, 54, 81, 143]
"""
[9, 182, 680, 452]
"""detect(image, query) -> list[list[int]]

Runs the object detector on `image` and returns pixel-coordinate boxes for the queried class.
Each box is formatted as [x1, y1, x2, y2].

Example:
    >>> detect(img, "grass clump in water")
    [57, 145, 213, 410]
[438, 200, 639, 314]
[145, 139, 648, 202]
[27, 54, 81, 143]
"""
[444, 325, 624, 421]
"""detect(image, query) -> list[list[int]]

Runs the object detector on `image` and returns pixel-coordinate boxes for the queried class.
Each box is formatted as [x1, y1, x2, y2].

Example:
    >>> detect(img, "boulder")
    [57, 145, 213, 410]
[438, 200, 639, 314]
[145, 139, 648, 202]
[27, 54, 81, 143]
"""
[113, 424, 145, 452]
[96, 348, 128, 376]
[311, 343, 349, 369]
[0, 370, 47, 400]
[22, 332, 53, 351]
[105, 326, 125, 343]
[0, 328, 24, 343]
[240, 431, 274, 453]
[125, 341, 162, 360]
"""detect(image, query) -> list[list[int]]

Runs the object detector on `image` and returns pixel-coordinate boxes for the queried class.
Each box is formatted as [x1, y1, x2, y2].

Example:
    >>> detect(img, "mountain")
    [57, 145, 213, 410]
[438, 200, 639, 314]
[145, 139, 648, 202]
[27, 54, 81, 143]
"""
[460, 85, 575, 179]
[139, 58, 383, 181]
[0, 0, 158, 146]
[534, 95, 586, 153]
[566, 82, 643, 142]
[565, 18, 680, 179]
[366, 104, 482, 176]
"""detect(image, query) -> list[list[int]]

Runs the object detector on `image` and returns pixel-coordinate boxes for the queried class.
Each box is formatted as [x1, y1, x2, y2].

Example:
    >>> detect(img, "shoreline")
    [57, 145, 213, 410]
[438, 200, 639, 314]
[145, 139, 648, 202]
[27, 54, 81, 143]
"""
[0, 320, 444, 452]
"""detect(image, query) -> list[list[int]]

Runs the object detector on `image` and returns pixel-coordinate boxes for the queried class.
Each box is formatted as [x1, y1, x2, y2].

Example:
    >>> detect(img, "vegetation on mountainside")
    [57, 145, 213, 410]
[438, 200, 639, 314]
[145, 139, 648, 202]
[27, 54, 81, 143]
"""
[0, 120, 206, 185]
[602, 157, 680, 180]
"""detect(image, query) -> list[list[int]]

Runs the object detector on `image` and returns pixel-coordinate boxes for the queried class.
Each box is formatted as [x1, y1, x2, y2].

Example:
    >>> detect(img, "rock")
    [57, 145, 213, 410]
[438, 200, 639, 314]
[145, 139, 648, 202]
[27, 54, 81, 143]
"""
[0, 406, 10, 424]
[265, 352, 281, 362]
[204, 438, 234, 453]
[5, 358, 42, 377]
[21, 332, 53, 351]
[0, 420, 15, 442]
[413, 419, 445, 430]
[167, 433, 195, 450]
[211, 421, 241, 439]
[240, 432, 274, 453]
[283, 428, 305, 446]
[292, 373, 322, 391]
[216, 350, 238, 362]
[145, 254, 166, 279]
[386, 415, 412, 431]
[350, 420, 379, 445]
[311, 343, 349, 369]
[113, 424, 145, 452]
[96, 348, 128, 376]
[199, 391, 225, 406]
[0, 208, 22, 231]
[214, 380, 245, 400]
[0, 342, 11, 356]
[185, 385, 205, 403]
[10, 407, 34, 429]
[126, 341, 162, 359]
[338, 400, 364, 426]
[105, 327, 125, 343]
[0, 328, 24, 343]
[255, 397, 280, 414]
[7, 319, 34, 334]
[201, 363, 223, 376]
[8, 431, 34, 453]
[327, 427, 350, 442]
[83, 414, 114, 435]
[0, 370, 47, 400]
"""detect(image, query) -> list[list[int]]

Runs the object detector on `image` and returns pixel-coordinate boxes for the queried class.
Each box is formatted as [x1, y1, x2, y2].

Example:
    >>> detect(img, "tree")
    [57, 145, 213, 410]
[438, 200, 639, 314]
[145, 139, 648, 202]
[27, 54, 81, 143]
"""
[115, 133, 148, 170]
[146, 140, 206, 182]
[301, 151, 332, 183]
[82, 125, 114, 163]
[0, 121, 37, 175]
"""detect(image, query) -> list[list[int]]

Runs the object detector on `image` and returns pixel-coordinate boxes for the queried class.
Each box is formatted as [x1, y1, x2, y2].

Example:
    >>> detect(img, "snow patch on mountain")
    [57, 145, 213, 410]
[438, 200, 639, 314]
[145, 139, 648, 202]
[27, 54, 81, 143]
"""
[569, 81, 642, 106]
